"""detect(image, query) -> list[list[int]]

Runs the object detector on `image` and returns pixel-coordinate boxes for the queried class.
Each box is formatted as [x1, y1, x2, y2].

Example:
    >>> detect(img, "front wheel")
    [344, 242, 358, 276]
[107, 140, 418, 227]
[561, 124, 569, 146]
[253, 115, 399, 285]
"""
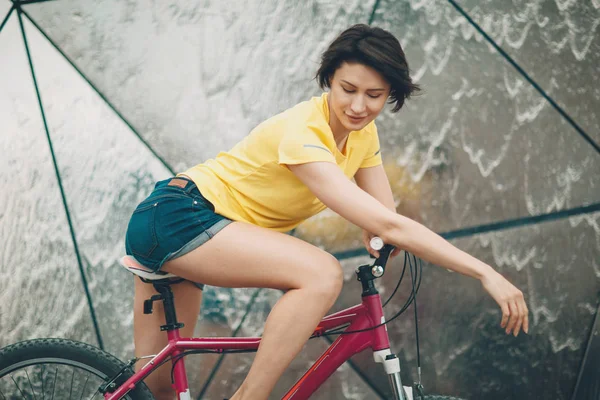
[0, 338, 154, 400]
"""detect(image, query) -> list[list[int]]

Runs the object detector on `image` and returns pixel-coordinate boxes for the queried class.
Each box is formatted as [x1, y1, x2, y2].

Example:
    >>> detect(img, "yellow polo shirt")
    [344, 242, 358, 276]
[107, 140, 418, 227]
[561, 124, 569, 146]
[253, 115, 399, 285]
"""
[181, 92, 382, 232]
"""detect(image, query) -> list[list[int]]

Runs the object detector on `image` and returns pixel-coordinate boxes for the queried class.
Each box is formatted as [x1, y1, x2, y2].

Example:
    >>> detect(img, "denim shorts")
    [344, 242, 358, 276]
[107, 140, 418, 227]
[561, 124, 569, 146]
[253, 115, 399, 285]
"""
[125, 177, 232, 289]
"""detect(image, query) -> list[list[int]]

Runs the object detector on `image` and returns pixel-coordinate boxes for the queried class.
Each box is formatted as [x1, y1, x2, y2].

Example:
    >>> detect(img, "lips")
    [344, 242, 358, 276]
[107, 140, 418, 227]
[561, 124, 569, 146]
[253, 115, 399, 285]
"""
[347, 114, 366, 123]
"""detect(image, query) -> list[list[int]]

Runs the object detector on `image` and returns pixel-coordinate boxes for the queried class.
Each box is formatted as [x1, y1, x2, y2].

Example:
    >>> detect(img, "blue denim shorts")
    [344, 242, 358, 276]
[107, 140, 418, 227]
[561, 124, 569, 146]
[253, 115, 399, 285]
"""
[125, 177, 232, 289]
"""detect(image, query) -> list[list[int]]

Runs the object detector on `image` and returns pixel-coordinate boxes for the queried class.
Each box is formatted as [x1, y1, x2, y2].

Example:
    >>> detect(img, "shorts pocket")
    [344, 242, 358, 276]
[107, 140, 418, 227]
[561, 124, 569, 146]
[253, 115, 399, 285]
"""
[126, 202, 159, 259]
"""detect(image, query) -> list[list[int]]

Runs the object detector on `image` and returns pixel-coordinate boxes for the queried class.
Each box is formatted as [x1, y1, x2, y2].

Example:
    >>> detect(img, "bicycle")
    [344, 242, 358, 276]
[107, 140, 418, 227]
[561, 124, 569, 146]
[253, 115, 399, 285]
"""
[0, 238, 466, 400]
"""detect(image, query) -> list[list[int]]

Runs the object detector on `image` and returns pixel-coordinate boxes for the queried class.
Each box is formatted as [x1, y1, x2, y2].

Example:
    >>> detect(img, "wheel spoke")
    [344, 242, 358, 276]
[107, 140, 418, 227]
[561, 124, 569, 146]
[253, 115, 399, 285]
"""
[51, 367, 57, 400]
[87, 387, 101, 400]
[69, 368, 75, 400]
[25, 369, 37, 400]
[4, 363, 124, 400]
[10, 374, 28, 399]
[79, 374, 90, 400]
[0, 340, 149, 400]
[40, 365, 45, 400]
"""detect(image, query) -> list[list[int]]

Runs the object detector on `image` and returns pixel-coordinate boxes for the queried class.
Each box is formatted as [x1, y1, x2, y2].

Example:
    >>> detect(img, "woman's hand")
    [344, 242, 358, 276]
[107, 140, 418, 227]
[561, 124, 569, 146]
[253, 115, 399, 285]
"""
[480, 271, 529, 336]
[362, 230, 401, 259]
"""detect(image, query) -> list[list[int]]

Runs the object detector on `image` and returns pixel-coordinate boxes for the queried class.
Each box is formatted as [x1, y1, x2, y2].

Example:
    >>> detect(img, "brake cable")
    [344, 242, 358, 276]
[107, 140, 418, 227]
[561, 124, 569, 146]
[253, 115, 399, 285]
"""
[315, 244, 426, 397]
[154, 243, 425, 393]
[410, 254, 424, 397]
[382, 251, 409, 307]
[318, 249, 422, 336]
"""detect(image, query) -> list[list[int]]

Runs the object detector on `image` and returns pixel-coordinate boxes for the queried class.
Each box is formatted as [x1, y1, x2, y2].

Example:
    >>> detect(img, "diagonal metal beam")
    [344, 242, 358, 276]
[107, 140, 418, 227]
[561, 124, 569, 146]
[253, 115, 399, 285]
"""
[368, 0, 382, 25]
[20, 8, 176, 176]
[195, 288, 263, 400]
[11, 0, 58, 5]
[322, 335, 388, 399]
[15, 4, 104, 350]
[0, 5, 15, 35]
[445, 0, 600, 155]
[334, 202, 600, 260]
[438, 202, 600, 240]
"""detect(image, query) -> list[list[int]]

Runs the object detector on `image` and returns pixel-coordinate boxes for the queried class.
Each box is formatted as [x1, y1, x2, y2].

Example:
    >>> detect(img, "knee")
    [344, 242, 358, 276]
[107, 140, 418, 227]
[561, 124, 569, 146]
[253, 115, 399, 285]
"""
[311, 257, 344, 300]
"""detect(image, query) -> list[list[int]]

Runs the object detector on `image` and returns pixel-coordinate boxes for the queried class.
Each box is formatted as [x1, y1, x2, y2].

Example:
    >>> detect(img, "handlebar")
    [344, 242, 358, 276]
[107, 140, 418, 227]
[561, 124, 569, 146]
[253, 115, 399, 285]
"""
[370, 236, 395, 273]
[356, 236, 395, 295]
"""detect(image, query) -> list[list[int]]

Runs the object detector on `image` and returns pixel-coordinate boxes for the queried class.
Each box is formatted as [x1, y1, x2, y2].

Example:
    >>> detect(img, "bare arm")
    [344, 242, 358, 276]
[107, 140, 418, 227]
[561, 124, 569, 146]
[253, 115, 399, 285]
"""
[354, 164, 396, 212]
[291, 162, 490, 278]
[355, 164, 400, 258]
[288, 161, 529, 335]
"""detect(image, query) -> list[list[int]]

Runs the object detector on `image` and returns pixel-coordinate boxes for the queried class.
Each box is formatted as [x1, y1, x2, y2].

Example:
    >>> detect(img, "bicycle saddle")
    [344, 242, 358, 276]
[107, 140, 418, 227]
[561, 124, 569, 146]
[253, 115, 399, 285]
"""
[119, 255, 179, 280]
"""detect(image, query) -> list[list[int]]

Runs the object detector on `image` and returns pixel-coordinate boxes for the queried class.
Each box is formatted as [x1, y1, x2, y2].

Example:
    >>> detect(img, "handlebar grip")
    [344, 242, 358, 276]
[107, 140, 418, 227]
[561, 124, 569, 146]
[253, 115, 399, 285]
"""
[369, 236, 384, 251]
[370, 237, 394, 253]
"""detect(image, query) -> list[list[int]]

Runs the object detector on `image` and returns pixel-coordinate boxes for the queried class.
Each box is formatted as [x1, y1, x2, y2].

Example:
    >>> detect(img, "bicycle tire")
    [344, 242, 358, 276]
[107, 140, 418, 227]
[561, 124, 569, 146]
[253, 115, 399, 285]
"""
[0, 338, 154, 400]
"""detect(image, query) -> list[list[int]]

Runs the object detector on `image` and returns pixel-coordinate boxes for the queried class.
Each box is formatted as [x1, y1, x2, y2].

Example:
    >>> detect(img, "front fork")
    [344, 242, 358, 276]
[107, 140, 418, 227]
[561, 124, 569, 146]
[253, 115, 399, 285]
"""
[373, 349, 413, 400]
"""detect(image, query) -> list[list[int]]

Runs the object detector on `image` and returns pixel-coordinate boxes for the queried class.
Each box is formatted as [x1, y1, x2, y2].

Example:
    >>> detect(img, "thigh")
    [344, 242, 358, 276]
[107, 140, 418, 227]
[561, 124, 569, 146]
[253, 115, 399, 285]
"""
[162, 221, 342, 291]
[133, 277, 202, 390]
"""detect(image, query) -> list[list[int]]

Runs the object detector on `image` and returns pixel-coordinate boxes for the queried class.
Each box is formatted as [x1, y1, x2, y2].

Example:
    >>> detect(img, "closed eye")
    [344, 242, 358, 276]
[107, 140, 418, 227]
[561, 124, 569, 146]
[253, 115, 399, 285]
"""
[342, 87, 381, 98]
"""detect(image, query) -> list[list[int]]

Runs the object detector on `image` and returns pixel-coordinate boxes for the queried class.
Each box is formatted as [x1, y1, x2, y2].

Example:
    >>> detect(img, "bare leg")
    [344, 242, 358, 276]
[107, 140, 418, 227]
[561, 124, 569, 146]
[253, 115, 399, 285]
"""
[162, 222, 343, 400]
[133, 278, 202, 400]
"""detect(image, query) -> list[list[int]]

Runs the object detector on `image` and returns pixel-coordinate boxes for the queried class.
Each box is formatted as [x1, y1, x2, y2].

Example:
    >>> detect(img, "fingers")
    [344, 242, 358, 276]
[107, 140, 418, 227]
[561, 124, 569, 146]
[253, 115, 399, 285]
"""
[362, 231, 379, 258]
[511, 301, 523, 336]
[502, 290, 529, 337]
[500, 302, 510, 329]
[484, 272, 530, 337]
[504, 301, 518, 334]
[517, 291, 529, 335]
[523, 300, 530, 334]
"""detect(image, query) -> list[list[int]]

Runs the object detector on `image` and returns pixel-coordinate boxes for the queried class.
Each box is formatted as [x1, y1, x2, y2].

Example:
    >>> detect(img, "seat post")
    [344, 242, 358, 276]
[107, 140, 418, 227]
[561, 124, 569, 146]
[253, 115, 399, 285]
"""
[152, 283, 185, 331]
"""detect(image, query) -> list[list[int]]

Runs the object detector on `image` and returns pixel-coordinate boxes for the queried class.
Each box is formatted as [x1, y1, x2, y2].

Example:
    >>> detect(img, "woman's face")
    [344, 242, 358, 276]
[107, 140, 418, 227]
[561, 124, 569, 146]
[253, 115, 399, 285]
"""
[328, 62, 390, 135]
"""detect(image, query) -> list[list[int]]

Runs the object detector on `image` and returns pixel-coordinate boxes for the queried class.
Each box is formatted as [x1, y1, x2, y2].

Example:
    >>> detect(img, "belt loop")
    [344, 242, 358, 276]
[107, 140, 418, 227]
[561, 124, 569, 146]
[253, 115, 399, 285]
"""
[184, 180, 197, 194]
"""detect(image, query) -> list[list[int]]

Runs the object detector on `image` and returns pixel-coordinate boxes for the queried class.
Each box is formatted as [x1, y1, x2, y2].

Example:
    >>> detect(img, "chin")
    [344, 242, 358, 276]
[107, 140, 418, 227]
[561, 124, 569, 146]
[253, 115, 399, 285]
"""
[346, 123, 364, 131]
[345, 118, 369, 131]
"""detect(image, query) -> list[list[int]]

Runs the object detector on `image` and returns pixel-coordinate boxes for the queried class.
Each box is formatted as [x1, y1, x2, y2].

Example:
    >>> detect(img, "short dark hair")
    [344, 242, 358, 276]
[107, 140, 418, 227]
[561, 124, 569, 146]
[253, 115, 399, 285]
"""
[315, 24, 420, 113]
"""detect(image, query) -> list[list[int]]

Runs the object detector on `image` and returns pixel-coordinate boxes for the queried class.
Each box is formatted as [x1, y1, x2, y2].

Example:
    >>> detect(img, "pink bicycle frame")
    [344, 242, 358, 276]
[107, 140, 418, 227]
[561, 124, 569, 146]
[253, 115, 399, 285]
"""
[105, 293, 403, 400]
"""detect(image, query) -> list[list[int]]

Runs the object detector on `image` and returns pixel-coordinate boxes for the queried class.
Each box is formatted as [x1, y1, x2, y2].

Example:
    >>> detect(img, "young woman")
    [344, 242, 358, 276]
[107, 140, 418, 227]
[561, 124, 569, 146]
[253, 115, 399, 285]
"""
[125, 24, 529, 400]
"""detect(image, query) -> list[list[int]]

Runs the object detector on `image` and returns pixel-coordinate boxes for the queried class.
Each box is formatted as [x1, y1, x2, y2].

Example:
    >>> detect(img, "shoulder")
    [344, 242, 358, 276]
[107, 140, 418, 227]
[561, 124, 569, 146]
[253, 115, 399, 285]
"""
[249, 94, 334, 148]
[286, 93, 328, 126]
[278, 95, 331, 137]
[253, 94, 323, 131]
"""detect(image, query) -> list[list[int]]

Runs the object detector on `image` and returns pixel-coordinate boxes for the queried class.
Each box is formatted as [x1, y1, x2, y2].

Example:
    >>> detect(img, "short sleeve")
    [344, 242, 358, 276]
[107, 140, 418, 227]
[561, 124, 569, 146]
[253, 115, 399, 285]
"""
[359, 123, 383, 168]
[278, 126, 336, 166]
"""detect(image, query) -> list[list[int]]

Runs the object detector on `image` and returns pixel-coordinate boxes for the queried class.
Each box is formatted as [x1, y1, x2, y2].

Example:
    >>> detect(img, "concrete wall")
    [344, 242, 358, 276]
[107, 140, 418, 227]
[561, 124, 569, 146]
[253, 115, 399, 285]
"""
[1, 0, 599, 398]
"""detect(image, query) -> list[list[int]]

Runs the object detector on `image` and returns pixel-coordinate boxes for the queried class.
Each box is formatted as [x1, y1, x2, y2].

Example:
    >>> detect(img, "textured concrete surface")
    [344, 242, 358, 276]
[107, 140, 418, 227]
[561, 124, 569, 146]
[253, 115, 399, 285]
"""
[1, 1, 599, 399]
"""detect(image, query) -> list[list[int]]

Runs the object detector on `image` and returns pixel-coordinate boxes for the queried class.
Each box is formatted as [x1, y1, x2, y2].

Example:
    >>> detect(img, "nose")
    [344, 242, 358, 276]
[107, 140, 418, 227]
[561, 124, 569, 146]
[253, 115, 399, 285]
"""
[350, 96, 366, 115]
